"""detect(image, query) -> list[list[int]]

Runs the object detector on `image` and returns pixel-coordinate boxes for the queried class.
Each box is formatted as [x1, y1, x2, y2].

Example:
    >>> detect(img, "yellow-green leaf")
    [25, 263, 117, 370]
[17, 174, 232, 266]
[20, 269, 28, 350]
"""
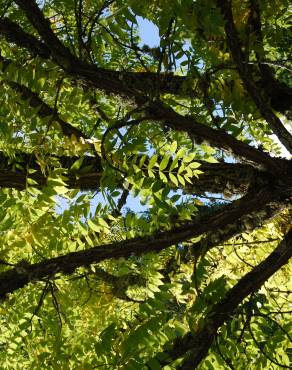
[159, 155, 170, 171]
[169, 157, 179, 171]
[159, 171, 168, 182]
[88, 219, 101, 232]
[170, 141, 177, 153]
[178, 174, 185, 186]
[148, 154, 158, 170]
[169, 173, 178, 186]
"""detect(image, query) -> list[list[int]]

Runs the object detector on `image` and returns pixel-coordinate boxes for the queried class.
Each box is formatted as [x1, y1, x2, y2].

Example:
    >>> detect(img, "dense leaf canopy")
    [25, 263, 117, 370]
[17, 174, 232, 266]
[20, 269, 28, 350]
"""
[0, 0, 291, 369]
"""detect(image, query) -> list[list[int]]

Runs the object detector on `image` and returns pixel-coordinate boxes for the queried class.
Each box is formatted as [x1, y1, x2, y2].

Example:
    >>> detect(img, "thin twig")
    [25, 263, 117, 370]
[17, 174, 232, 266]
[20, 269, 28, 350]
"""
[248, 322, 292, 369]
[215, 335, 235, 369]
[101, 118, 144, 175]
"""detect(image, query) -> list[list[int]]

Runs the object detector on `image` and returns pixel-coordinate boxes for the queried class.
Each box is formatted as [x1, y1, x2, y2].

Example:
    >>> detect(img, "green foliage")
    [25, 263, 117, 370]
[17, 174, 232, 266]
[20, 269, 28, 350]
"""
[0, 0, 290, 369]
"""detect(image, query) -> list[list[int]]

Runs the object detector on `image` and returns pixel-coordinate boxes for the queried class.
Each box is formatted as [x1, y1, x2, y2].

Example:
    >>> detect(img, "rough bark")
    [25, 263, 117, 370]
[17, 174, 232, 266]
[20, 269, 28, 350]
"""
[2, 13, 291, 114]
[0, 150, 277, 196]
[145, 101, 287, 173]
[4, 1, 290, 169]
[0, 16, 189, 96]
[0, 187, 286, 299]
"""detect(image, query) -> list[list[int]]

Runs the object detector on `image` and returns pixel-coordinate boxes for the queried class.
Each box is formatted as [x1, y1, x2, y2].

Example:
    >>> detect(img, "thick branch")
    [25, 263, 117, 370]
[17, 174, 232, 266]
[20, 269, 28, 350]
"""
[0, 17, 51, 58]
[2, 8, 291, 113]
[0, 151, 273, 195]
[150, 229, 292, 368]
[0, 17, 189, 96]
[248, 0, 292, 113]
[14, 0, 75, 69]
[8, 1, 292, 166]
[0, 152, 103, 190]
[180, 228, 292, 369]
[6, 80, 88, 139]
[146, 101, 287, 174]
[192, 200, 286, 260]
[0, 188, 280, 298]
[216, 0, 292, 153]
[0, 14, 190, 96]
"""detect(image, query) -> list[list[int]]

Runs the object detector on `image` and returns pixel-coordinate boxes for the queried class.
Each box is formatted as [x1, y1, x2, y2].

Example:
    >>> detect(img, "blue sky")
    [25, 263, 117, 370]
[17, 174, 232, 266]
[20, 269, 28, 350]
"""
[137, 17, 160, 47]
[75, 18, 290, 215]
[57, 18, 161, 215]
[56, 18, 220, 215]
[93, 18, 162, 214]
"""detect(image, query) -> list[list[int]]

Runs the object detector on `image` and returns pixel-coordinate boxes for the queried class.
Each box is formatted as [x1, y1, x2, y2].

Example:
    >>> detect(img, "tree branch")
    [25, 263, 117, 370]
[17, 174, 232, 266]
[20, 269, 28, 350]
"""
[216, 0, 292, 153]
[149, 228, 292, 368]
[191, 199, 286, 261]
[0, 17, 190, 96]
[8, 0, 292, 165]
[0, 17, 51, 58]
[248, 0, 292, 113]
[3, 5, 292, 114]
[0, 187, 282, 298]
[14, 0, 75, 69]
[180, 228, 292, 369]
[0, 151, 103, 190]
[0, 150, 274, 196]
[5, 79, 88, 139]
[146, 101, 288, 174]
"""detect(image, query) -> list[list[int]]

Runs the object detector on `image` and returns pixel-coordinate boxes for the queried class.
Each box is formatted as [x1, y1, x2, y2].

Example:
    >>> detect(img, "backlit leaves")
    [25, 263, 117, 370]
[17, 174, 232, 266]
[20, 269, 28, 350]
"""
[0, 0, 290, 369]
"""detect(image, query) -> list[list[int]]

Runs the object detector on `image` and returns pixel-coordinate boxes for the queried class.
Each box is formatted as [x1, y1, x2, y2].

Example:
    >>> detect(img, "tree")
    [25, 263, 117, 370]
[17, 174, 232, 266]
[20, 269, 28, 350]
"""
[0, 0, 291, 368]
